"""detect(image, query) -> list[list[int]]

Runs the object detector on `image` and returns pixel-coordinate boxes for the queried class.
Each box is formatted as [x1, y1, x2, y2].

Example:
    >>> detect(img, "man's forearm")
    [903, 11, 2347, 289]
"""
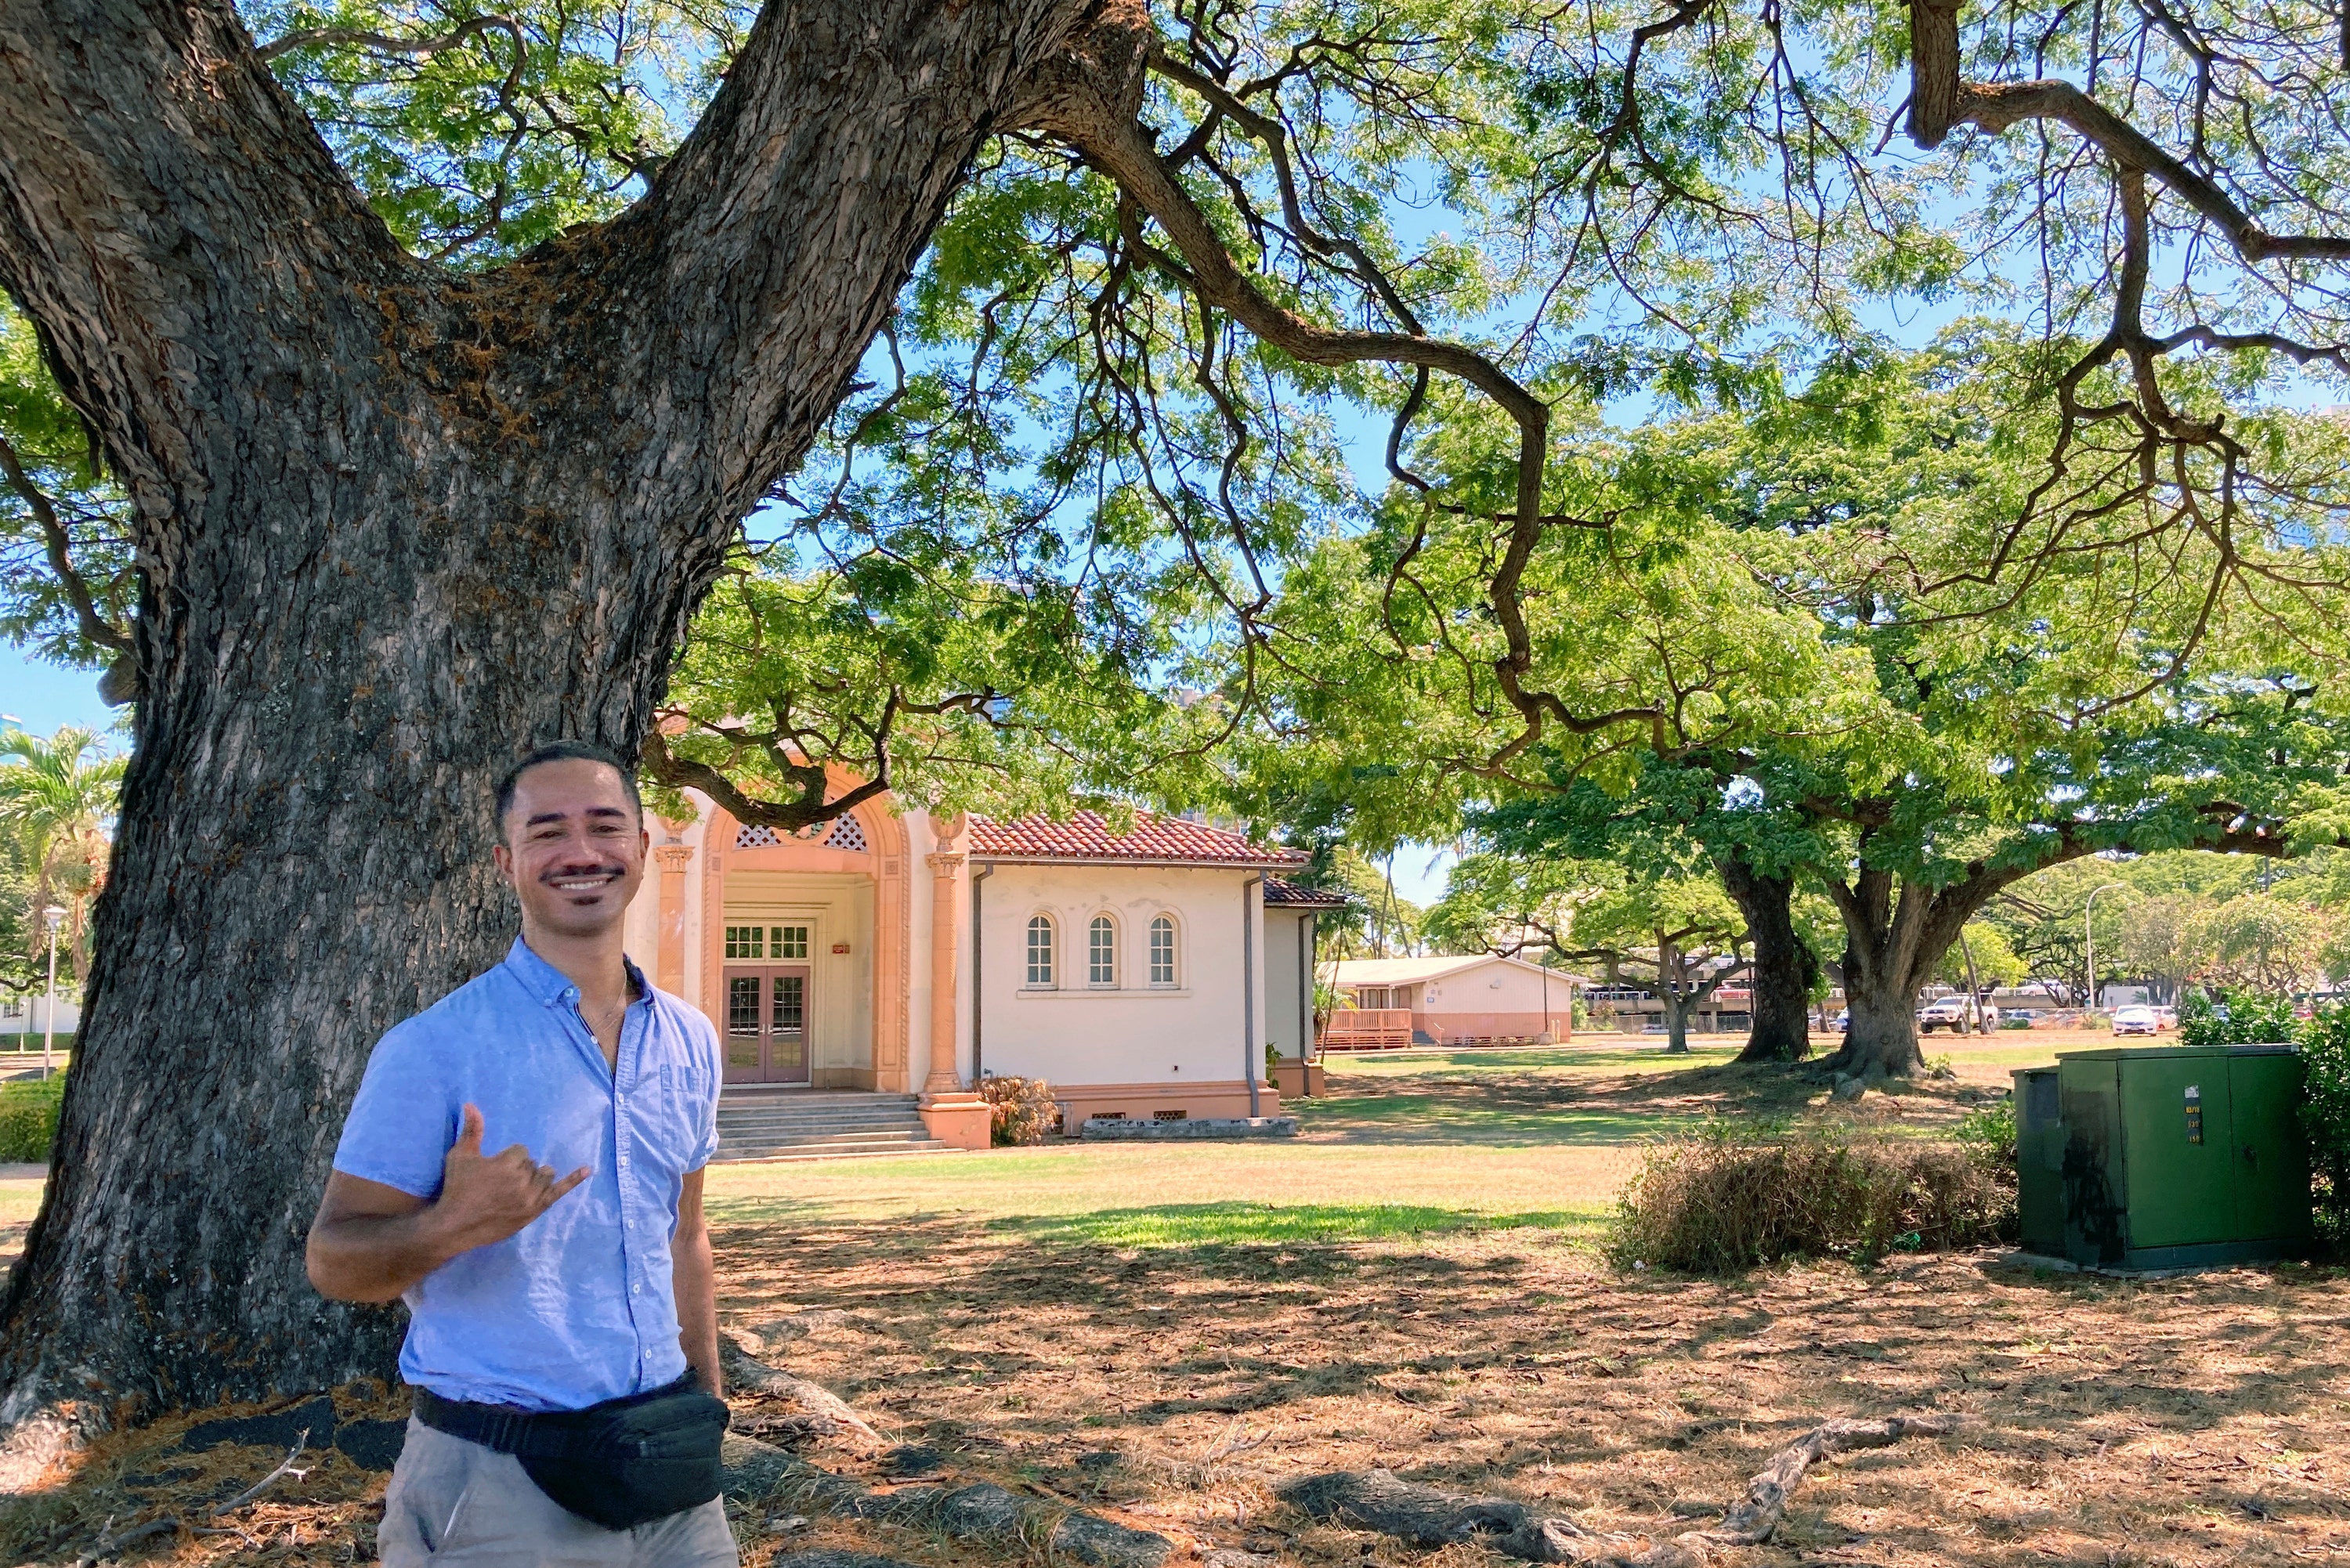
[306, 1205, 469, 1303]
[674, 1225, 721, 1396]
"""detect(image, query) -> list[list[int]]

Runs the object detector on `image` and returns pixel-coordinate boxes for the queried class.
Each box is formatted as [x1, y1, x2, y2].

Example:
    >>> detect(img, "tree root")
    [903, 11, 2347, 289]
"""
[72, 1429, 313, 1566]
[1277, 1411, 1962, 1564]
[721, 1332, 887, 1452]
[718, 1347, 1172, 1568]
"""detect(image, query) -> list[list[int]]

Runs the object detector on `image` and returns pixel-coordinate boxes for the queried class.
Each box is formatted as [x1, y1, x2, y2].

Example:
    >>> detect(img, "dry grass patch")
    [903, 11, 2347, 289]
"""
[707, 1213, 2350, 1567]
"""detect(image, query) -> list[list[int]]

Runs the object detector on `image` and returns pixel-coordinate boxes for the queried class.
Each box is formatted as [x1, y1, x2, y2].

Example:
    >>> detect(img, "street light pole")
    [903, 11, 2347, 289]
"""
[2084, 883, 2128, 1013]
[40, 905, 67, 1081]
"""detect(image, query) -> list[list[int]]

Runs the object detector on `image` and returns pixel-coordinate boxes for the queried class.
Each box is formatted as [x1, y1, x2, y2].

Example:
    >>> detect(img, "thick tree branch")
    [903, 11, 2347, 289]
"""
[641, 725, 890, 833]
[1930, 77, 2350, 264]
[1012, 8, 1666, 761]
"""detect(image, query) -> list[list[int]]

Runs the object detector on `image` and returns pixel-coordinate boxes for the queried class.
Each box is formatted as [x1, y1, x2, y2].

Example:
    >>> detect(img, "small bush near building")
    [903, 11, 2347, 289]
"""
[979, 1075, 1060, 1146]
[0, 1075, 64, 1162]
[1610, 1120, 2014, 1274]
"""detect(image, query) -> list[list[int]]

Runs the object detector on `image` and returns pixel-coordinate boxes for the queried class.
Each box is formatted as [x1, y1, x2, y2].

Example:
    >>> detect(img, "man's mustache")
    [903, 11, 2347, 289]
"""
[537, 862, 624, 883]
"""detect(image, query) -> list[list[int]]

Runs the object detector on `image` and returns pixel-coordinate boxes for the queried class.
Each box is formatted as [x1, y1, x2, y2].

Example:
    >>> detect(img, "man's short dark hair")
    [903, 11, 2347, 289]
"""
[494, 740, 643, 840]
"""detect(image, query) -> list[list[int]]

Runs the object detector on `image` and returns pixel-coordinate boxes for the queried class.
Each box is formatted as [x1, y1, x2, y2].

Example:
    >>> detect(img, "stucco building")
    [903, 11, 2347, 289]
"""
[623, 789, 1340, 1149]
[1325, 954, 1574, 1048]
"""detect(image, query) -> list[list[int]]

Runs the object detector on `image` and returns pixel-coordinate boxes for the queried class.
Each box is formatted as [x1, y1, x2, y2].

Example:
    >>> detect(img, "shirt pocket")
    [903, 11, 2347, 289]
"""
[636, 1060, 714, 1173]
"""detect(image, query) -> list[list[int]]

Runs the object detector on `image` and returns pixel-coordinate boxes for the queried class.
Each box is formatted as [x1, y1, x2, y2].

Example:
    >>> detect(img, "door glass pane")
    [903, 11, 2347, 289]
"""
[771, 975, 806, 1068]
[725, 976, 763, 1068]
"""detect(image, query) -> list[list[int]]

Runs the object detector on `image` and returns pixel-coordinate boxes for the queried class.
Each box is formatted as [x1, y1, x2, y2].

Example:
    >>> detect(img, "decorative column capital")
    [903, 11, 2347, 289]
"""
[653, 844, 696, 872]
[925, 851, 966, 876]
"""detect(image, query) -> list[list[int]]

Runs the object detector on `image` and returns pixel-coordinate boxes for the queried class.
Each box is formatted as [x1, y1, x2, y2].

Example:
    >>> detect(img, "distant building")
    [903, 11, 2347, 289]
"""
[0, 994, 79, 1040]
[628, 789, 1331, 1143]
[1324, 954, 1574, 1047]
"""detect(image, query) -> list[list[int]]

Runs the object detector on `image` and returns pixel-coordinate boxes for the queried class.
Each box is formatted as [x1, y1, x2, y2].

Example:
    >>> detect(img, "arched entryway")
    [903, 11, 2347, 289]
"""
[696, 793, 911, 1091]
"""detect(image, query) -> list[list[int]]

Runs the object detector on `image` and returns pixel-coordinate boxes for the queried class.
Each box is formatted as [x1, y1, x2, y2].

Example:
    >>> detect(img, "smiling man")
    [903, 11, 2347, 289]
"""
[307, 741, 736, 1566]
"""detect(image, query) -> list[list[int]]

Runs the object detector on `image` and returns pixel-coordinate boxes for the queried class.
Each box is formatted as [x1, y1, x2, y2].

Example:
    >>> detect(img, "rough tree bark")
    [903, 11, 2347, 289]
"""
[1718, 853, 1816, 1063]
[0, 0, 1090, 1427]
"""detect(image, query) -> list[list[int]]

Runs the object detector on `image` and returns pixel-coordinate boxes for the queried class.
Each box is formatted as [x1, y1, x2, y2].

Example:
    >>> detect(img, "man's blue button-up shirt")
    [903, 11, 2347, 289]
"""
[331, 938, 722, 1412]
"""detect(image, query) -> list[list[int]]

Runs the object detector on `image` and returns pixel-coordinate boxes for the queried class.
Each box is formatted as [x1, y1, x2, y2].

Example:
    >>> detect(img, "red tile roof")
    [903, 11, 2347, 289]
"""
[1264, 876, 1351, 908]
[968, 810, 1307, 867]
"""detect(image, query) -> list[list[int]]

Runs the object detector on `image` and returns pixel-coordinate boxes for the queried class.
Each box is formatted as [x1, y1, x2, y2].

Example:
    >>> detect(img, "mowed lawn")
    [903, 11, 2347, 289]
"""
[702, 1029, 2049, 1243]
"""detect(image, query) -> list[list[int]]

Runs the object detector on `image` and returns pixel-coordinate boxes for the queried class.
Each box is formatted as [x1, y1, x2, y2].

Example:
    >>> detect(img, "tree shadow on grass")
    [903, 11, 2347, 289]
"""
[708, 1209, 2350, 1567]
[983, 1201, 1601, 1251]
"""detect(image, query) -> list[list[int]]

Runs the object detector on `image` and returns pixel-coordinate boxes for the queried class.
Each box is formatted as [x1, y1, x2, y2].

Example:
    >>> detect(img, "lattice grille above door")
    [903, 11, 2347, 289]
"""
[731, 817, 868, 851]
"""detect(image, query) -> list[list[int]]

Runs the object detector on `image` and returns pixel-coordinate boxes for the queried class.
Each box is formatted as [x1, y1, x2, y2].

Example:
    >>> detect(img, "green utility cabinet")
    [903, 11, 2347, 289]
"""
[2012, 1066, 2065, 1255]
[2015, 1044, 2310, 1270]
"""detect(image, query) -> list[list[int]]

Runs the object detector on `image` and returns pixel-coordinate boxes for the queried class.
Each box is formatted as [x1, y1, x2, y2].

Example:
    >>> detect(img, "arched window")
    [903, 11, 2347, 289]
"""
[1088, 914, 1118, 987]
[1025, 915, 1057, 988]
[1149, 914, 1179, 987]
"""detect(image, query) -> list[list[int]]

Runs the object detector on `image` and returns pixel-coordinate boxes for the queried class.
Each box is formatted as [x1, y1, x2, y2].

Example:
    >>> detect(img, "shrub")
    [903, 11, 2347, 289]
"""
[1609, 1119, 2015, 1273]
[1953, 1100, 2017, 1179]
[0, 1075, 65, 1163]
[979, 1075, 1060, 1147]
[2300, 1006, 2350, 1245]
[2181, 988, 2299, 1048]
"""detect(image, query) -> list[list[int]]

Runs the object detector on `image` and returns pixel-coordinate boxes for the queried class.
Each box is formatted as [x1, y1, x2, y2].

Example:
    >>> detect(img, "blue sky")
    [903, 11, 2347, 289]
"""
[0, 647, 113, 736]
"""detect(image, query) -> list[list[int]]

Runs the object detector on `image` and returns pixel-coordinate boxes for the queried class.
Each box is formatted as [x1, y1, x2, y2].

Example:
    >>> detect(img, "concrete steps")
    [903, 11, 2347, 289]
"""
[712, 1091, 957, 1164]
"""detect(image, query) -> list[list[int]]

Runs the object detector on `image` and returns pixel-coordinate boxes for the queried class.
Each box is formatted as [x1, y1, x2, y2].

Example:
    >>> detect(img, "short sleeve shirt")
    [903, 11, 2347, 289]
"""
[331, 939, 722, 1411]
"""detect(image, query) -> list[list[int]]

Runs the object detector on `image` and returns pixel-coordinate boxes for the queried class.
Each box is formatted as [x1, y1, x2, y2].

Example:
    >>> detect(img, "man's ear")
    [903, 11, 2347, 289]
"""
[492, 839, 515, 883]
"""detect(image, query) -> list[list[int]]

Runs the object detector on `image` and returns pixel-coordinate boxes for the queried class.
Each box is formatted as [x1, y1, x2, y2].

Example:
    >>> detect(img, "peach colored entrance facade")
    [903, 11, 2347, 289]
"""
[619, 789, 1326, 1148]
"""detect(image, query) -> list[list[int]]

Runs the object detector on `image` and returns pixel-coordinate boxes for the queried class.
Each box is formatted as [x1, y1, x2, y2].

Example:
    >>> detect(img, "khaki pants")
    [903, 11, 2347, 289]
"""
[378, 1417, 740, 1566]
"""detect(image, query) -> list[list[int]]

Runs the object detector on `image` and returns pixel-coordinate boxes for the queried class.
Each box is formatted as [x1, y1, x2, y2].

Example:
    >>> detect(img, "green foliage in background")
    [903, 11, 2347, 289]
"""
[1954, 1100, 2019, 1180]
[0, 1075, 63, 1163]
[2298, 1007, 2350, 1245]
[2180, 988, 2301, 1048]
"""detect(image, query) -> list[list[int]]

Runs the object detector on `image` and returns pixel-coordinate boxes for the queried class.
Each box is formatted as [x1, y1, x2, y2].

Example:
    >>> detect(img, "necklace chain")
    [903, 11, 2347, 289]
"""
[583, 992, 629, 1041]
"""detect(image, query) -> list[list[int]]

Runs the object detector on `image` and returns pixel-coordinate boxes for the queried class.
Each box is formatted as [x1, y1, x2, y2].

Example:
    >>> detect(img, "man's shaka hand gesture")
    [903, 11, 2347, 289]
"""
[434, 1104, 591, 1252]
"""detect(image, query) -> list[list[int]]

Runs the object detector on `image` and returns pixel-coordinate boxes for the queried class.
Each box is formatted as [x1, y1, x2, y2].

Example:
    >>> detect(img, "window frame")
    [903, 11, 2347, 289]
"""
[1087, 913, 1119, 988]
[1025, 913, 1058, 988]
[1148, 913, 1180, 988]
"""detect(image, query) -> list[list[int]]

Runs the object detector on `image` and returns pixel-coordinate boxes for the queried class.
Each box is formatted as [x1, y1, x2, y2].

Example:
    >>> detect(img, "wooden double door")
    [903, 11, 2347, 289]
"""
[724, 965, 812, 1085]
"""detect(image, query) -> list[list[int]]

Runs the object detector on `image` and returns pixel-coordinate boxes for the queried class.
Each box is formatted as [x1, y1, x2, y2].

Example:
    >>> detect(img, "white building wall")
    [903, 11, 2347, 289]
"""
[0, 995, 79, 1037]
[1263, 909, 1310, 1060]
[977, 862, 1260, 1092]
[1417, 958, 1570, 1038]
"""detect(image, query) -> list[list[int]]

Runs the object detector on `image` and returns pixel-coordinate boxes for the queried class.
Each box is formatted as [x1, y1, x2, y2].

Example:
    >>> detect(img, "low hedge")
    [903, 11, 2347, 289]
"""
[1611, 1118, 2015, 1273]
[0, 1075, 64, 1163]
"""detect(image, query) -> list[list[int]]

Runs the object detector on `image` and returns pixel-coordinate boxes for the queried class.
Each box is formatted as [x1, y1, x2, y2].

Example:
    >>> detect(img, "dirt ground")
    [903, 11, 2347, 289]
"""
[6, 1036, 2345, 1566]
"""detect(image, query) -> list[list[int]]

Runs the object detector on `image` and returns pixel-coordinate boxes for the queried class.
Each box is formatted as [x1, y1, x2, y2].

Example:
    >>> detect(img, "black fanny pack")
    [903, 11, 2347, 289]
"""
[414, 1373, 731, 1531]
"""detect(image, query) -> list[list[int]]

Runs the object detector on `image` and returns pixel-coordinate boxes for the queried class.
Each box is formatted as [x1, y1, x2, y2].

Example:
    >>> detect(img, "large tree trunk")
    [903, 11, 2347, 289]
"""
[1720, 853, 1817, 1063]
[1661, 991, 1692, 1053]
[0, 0, 1086, 1422]
[1815, 859, 2017, 1079]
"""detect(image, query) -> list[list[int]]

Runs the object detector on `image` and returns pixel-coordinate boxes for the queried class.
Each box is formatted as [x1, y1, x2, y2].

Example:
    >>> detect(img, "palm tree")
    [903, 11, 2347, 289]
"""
[0, 725, 124, 986]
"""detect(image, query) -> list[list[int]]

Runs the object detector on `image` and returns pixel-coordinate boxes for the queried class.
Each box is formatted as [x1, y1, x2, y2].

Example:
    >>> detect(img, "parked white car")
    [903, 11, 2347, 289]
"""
[2112, 1005, 2160, 1036]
